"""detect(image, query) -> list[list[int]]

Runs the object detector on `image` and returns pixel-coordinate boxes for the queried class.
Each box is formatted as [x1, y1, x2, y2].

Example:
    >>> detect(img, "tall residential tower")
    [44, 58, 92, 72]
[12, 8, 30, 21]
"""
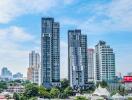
[68, 29, 88, 90]
[95, 41, 115, 82]
[87, 49, 95, 82]
[41, 18, 60, 88]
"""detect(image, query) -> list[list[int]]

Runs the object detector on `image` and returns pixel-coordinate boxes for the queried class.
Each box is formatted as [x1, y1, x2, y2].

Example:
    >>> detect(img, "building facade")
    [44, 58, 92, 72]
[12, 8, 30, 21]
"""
[27, 51, 40, 84]
[29, 51, 40, 67]
[68, 29, 88, 90]
[95, 41, 115, 82]
[27, 67, 33, 82]
[41, 18, 60, 88]
[87, 49, 95, 82]
[7, 85, 24, 93]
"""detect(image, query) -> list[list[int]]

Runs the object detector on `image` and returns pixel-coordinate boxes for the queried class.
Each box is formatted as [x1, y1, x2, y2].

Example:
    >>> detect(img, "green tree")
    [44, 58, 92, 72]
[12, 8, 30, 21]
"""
[96, 80, 108, 88]
[0, 81, 7, 92]
[74, 96, 88, 100]
[24, 84, 39, 98]
[22, 80, 31, 86]
[50, 87, 60, 98]
[59, 92, 67, 99]
[101, 80, 108, 88]
[64, 86, 73, 96]
[38, 85, 50, 98]
[13, 93, 20, 100]
[61, 78, 69, 89]
[29, 97, 37, 100]
[128, 97, 132, 100]
[118, 86, 126, 96]
[19, 95, 27, 100]
[110, 90, 117, 96]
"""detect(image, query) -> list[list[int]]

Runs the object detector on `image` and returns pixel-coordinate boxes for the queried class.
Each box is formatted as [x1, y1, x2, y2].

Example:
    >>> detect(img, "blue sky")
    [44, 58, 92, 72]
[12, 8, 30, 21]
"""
[0, 0, 132, 78]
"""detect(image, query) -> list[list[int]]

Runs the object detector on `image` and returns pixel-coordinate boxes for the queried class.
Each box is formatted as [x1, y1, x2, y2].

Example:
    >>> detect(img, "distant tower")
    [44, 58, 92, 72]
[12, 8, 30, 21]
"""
[87, 48, 94, 82]
[68, 29, 88, 89]
[1, 67, 12, 80]
[95, 41, 115, 82]
[41, 18, 60, 88]
[29, 51, 40, 67]
[27, 51, 40, 84]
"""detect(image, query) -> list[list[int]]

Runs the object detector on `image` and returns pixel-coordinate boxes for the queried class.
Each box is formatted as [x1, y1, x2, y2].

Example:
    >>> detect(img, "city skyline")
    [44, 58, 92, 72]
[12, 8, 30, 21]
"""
[0, 0, 132, 78]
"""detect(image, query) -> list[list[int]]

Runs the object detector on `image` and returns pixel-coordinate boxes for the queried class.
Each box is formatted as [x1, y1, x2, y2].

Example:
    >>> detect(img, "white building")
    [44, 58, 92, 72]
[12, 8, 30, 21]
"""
[28, 51, 40, 84]
[95, 41, 115, 82]
[87, 49, 95, 82]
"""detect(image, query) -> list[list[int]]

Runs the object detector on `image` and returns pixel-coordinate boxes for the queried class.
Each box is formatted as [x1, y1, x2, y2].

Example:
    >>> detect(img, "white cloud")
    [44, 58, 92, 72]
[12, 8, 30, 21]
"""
[75, 0, 132, 34]
[0, 0, 59, 23]
[0, 26, 36, 76]
[0, 0, 25, 23]
[0, 0, 74, 23]
[0, 26, 34, 42]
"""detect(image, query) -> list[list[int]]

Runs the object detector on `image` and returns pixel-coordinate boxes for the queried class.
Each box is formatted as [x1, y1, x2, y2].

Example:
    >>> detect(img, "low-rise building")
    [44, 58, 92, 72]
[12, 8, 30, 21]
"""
[123, 76, 132, 91]
[7, 85, 24, 93]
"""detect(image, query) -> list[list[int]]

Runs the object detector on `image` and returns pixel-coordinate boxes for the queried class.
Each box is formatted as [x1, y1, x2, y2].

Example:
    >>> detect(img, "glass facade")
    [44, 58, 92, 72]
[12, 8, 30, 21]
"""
[68, 30, 88, 89]
[41, 18, 60, 88]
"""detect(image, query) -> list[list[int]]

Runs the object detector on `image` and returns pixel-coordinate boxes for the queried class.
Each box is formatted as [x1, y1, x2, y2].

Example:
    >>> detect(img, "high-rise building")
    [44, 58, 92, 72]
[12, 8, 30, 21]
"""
[29, 51, 40, 67]
[68, 29, 88, 89]
[95, 41, 115, 82]
[27, 51, 40, 84]
[41, 18, 60, 88]
[1, 67, 12, 80]
[87, 48, 94, 82]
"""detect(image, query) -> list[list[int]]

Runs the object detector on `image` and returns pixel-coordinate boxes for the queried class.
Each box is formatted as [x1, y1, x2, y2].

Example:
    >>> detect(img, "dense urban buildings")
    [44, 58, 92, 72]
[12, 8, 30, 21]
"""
[87, 48, 95, 82]
[13, 72, 23, 80]
[27, 51, 40, 84]
[68, 29, 88, 89]
[95, 41, 115, 82]
[41, 18, 60, 88]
